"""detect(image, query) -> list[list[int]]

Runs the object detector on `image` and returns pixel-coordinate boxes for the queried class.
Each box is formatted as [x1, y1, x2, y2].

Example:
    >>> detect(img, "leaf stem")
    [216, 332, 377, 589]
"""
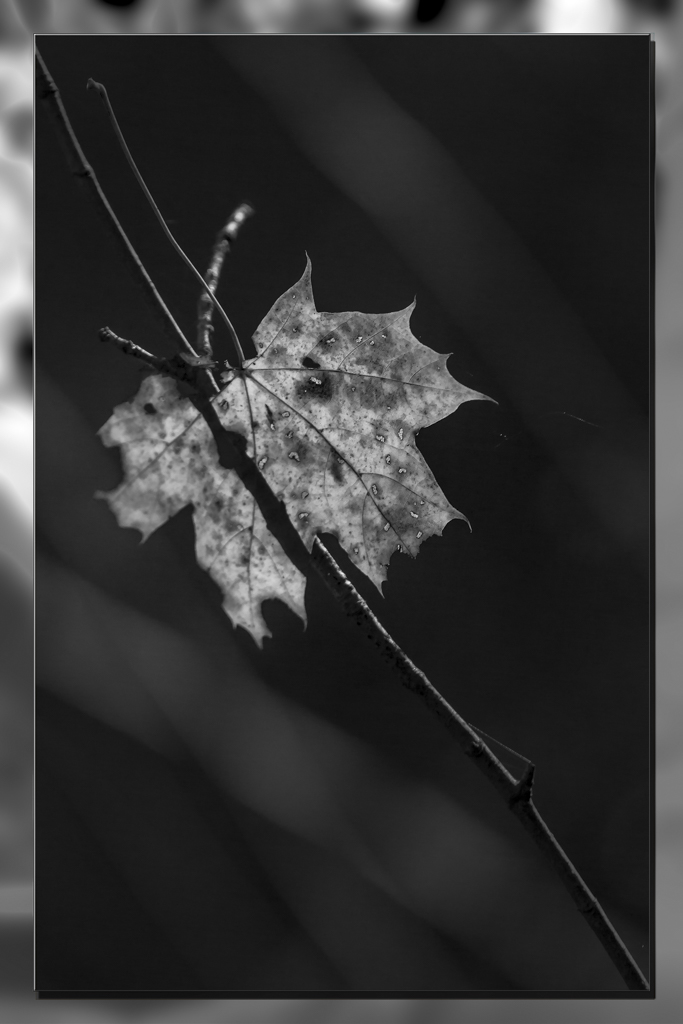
[40, 51, 648, 993]
[86, 77, 246, 368]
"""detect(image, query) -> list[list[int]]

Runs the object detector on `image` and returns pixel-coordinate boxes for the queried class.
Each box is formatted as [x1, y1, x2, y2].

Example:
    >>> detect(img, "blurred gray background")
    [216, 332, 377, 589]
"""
[3, 0, 679, 1020]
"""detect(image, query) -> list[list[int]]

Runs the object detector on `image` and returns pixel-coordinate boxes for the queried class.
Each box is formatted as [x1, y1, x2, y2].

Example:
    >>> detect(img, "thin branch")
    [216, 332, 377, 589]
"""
[86, 78, 246, 368]
[308, 542, 647, 991]
[192, 387, 650, 993]
[35, 49, 196, 362]
[197, 203, 254, 359]
[98, 327, 220, 395]
[40, 52, 649, 993]
[98, 327, 170, 372]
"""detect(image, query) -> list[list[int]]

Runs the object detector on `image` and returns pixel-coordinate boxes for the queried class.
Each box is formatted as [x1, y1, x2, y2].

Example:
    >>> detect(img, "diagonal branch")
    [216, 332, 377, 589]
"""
[190, 391, 652, 993]
[37, 50, 649, 993]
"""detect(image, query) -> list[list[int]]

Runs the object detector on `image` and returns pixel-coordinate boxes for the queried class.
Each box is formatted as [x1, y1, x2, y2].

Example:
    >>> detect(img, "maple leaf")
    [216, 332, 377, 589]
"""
[98, 258, 491, 644]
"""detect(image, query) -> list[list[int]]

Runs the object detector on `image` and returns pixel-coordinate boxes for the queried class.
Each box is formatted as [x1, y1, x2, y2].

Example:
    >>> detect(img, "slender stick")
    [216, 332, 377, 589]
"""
[307, 542, 647, 986]
[190, 388, 651, 994]
[38, 52, 649, 993]
[86, 78, 246, 368]
[197, 203, 254, 359]
[97, 327, 168, 370]
[35, 50, 196, 362]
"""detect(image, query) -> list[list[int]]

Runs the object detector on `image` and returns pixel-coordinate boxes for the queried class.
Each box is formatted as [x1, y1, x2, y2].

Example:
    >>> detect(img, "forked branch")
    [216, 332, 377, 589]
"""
[35, 50, 196, 362]
[37, 49, 649, 993]
[85, 77, 246, 367]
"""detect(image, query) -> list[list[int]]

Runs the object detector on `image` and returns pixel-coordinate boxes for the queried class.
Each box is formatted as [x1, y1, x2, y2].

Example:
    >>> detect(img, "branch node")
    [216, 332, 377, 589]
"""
[469, 738, 484, 757]
[509, 762, 536, 807]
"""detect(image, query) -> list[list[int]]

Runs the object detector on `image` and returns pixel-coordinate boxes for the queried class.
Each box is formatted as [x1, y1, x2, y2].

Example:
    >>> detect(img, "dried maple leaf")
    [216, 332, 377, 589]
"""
[98, 258, 491, 644]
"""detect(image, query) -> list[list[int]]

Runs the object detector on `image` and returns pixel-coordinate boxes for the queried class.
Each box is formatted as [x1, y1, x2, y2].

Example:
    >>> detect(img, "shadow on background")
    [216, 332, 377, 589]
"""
[0, 0, 677, 1020]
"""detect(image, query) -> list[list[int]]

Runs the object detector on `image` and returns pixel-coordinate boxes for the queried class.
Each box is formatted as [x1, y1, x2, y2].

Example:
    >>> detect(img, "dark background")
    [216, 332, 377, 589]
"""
[36, 35, 651, 994]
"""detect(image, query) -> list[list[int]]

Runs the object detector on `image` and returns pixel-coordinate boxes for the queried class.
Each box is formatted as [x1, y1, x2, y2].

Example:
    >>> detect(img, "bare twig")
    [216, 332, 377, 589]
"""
[98, 327, 218, 386]
[86, 77, 246, 368]
[98, 327, 170, 372]
[35, 50, 196, 362]
[178, 391, 653, 993]
[197, 203, 254, 359]
[38, 52, 649, 993]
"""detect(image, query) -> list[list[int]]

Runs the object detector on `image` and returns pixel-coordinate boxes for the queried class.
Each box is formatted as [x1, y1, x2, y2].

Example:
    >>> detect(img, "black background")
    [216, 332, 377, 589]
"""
[36, 35, 651, 994]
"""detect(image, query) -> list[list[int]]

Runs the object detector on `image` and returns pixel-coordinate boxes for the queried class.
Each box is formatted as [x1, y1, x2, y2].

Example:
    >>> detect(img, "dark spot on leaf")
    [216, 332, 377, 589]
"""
[143, 403, 156, 415]
[294, 372, 334, 404]
[329, 448, 344, 484]
[302, 356, 321, 369]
